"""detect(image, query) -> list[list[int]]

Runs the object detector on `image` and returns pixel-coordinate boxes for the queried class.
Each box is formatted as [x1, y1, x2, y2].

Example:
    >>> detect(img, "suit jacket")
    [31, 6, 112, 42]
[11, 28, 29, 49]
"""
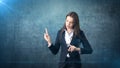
[48, 29, 93, 68]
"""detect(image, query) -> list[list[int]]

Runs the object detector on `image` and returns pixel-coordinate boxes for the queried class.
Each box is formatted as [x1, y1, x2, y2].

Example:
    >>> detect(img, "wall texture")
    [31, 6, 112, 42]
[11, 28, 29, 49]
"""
[0, 0, 120, 68]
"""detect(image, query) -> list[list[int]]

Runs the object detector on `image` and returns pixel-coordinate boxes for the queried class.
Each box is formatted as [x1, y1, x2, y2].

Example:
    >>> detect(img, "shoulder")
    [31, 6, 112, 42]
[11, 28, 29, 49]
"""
[79, 30, 86, 38]
[57, 29, 62, 34]
[56, 29, 63, 37]
[80, 29, 84, 35]
[57, 28, 65, 34]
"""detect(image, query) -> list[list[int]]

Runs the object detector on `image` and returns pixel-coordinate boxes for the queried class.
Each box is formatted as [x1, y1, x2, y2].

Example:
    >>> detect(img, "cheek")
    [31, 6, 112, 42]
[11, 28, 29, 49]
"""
[70, 23, 74, 27]
[65, 21, 68, 26]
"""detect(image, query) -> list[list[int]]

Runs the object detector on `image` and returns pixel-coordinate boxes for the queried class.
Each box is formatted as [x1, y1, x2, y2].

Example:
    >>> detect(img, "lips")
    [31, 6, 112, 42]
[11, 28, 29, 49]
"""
[66, 25, 70, 29]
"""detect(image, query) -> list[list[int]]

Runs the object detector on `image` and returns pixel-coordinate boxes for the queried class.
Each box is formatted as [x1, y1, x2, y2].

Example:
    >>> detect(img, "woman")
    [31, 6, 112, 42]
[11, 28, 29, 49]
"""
[44, 12, 93, 68]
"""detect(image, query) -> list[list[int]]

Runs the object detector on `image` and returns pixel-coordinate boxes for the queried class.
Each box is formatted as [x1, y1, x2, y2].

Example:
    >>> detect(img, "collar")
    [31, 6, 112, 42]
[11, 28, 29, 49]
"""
[64, 29, 74, 37]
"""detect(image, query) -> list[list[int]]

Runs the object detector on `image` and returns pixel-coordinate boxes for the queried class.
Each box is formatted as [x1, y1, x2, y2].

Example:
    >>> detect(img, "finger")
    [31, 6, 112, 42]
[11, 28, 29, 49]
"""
[68, 47, 70, 51]
[44, 33, 47, 39]
[70, 47, 73, 52]
[68, 47, 71, 52]
[45, 28, 48, 34]
[44, 33, 46, 37]
[69, 46, 74, 52]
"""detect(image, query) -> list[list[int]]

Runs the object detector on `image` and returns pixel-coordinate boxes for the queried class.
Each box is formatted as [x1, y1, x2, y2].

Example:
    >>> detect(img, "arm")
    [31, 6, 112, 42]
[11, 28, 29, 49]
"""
[80, 31, 93, 54]
[44, 28, 60, 55]
[48, 30, 60, 55]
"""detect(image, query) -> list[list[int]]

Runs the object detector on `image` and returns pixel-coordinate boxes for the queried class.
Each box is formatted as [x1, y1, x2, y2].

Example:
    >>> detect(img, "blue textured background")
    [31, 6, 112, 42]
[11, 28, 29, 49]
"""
[0, 0, 120, 68]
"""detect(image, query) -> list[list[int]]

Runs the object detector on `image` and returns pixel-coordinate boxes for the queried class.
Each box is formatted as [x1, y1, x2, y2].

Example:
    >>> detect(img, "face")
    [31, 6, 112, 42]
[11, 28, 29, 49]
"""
[65, 16, 74, 30]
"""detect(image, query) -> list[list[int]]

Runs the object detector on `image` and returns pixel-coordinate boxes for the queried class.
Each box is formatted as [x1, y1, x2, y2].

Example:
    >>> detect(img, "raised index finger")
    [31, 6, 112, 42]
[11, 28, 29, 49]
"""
[45, 28, 48, 34]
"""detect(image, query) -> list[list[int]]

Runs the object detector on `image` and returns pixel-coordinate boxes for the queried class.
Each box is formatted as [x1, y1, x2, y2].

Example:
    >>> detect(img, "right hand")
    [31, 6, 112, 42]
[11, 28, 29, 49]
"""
[44, 28, 51, 45]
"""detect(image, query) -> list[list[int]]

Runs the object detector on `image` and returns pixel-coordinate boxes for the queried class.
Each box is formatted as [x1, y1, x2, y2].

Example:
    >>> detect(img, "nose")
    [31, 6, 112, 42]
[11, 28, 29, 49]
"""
[67, 22, 70, 25]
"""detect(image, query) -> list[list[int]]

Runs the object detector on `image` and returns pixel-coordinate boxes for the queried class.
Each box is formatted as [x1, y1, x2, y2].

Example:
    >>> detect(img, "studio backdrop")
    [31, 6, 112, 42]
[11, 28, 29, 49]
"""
[0, 0, 120, 68]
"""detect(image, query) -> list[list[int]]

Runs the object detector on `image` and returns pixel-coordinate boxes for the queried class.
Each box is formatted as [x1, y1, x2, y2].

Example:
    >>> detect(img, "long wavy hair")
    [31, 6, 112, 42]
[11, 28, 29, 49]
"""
[60, 12, 81, 38]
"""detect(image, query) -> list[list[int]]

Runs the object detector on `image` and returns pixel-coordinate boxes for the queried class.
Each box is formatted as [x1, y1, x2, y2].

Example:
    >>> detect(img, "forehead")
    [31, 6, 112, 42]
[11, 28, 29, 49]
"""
[66, 16, 74, 22]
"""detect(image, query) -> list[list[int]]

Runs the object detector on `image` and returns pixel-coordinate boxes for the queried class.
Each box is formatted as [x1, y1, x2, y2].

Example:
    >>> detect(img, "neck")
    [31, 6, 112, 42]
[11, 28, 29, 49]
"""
[67, 28, 73, 34]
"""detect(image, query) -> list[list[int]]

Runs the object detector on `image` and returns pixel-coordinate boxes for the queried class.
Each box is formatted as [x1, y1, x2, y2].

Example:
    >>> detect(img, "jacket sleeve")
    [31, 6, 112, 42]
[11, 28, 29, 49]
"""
[80, 31, 93, 54]
[48, 30, 61, 55]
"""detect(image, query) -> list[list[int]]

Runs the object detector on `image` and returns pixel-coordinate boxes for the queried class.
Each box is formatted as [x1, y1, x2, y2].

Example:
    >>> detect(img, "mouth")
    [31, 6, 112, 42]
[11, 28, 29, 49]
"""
[66, 25, 70, 28]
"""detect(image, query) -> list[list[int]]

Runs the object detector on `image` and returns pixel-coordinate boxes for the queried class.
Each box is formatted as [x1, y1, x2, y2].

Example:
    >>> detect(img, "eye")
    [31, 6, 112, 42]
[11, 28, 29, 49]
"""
[66, 20, 69, 22]
[66, 20, 68, 22]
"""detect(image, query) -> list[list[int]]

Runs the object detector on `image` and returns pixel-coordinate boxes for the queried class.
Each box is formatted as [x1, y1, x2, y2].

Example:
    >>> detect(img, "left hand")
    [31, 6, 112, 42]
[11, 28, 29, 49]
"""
[68, 45, 77, 52]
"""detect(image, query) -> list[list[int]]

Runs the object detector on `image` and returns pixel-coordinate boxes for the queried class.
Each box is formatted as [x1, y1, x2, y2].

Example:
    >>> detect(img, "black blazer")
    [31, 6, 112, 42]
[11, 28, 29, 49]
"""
[49, 30, 93, 68]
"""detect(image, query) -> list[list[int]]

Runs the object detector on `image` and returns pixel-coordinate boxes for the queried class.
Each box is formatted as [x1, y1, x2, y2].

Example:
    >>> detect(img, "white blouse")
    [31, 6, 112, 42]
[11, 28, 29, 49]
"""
[64, 29, 74, 47]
